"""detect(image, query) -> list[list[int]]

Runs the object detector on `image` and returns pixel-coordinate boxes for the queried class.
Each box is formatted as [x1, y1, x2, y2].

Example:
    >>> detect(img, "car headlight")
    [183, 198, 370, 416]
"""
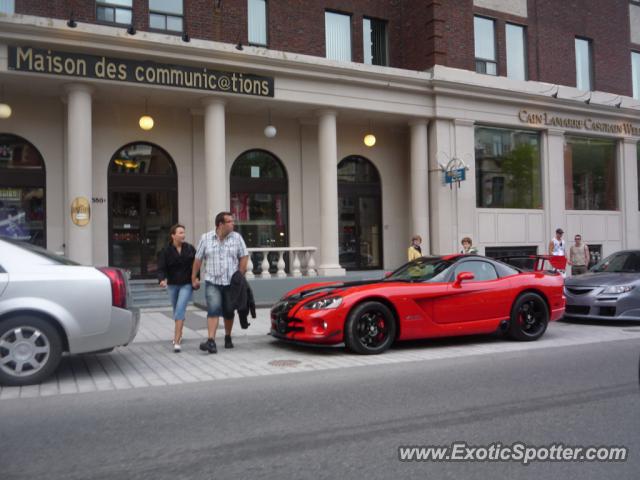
[304, 296, 343, 310]
[601, 285, 635, 294]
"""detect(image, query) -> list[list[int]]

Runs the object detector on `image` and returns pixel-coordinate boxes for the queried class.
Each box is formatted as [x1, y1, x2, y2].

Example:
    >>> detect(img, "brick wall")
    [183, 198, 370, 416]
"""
[13, 0, 636, 96]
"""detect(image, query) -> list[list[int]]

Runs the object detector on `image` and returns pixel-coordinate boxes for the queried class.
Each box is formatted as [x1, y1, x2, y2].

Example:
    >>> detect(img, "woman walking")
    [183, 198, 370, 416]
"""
[158, 224, 196, 352]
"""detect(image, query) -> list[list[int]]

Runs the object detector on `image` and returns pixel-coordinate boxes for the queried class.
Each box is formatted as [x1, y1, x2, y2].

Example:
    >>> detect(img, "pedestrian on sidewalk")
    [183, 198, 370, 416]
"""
[548, 228, 567, 276]
[460, 236, 478, 255]
[568, 234, 590, 276]
[408, 235, 423, 261]
[192, 211, 249, 354]
[157, 224, 196, 353]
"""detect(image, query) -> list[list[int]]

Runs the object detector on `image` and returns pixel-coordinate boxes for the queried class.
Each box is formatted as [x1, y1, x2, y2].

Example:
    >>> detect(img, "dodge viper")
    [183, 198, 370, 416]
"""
[271, 255, 565, 354]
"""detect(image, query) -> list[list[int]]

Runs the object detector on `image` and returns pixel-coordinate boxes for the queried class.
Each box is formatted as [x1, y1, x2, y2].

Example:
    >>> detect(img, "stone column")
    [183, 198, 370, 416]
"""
[543, 129, 566, 241]
[202, 98, 227, 230]
[621, 138, 639, 249]
[317, 110, 345, 276]
[64, 84, 93, 265]
[409, 119, 430, 254]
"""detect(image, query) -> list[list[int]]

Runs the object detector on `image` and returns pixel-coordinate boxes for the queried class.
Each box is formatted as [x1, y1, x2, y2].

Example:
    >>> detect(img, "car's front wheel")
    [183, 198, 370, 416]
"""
[0, 316, 63, 386]
[345, 301, 396, 354]
[508, 293, 549, 341]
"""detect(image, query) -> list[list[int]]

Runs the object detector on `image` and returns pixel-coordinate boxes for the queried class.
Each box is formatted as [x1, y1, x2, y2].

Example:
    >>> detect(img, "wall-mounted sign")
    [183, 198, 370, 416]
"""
[438, 156, 469, 189]
[518, 110, 640, 136]
[70, 197, 91, 226]
[8, 46, 274, 97]
[445, 168, 466, 184]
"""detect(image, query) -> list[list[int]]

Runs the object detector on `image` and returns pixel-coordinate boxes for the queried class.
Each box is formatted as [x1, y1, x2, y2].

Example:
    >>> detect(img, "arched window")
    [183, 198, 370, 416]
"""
[338, 155, 382, 270]
[230, 149, 288, 248]
[108, 142, 177, 278]
[0, 134, 46, 247]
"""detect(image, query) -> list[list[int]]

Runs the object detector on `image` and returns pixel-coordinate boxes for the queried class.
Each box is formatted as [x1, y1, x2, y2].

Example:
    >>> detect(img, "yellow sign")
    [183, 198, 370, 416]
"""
[71, 197, 91, 226]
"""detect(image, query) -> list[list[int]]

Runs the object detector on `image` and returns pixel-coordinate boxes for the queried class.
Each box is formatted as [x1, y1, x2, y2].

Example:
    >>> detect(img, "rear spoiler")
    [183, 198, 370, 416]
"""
[497, 255, 567, 272]
[531, 255, 567, 272]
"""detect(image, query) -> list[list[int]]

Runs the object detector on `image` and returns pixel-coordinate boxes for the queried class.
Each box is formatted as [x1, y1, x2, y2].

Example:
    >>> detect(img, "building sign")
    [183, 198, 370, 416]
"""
[70, 197, 91, 226]
[518, 110, 640, 136]
[8, 46, 274, 97]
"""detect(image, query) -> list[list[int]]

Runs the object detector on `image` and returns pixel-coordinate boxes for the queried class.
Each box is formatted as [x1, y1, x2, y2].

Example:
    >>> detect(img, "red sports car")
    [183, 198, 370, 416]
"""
[270, 255, 565, 354]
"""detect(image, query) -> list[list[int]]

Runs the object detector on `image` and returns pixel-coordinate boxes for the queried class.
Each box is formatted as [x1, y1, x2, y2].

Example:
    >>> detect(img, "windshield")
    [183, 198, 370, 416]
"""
[386, 257, 454, 283]
[0, 238, 79, 266]
[590, 252, 640, 273]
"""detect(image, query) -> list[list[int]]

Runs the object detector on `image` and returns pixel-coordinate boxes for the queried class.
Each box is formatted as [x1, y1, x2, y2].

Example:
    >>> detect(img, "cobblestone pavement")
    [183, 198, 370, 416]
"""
[2, 308, 639, 400]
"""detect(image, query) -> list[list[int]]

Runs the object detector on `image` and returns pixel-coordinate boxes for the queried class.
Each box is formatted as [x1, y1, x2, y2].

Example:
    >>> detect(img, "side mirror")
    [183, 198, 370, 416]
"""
[453, 271, 474, 288]
[384, 271, 393, 278]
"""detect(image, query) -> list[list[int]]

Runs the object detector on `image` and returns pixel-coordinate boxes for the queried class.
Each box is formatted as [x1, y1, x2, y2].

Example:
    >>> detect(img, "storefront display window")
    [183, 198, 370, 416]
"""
[0, 134, 46, 247]
[475, 127, 542, 209]
[564, 136, 617, 210]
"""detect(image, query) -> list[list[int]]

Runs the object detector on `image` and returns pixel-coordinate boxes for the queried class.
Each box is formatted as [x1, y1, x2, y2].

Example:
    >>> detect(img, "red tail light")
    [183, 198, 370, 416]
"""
[97, 267, 127, 308]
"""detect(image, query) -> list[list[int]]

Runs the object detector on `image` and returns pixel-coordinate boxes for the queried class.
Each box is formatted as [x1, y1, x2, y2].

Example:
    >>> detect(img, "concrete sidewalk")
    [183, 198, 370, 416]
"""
[1, 309, 639, 400]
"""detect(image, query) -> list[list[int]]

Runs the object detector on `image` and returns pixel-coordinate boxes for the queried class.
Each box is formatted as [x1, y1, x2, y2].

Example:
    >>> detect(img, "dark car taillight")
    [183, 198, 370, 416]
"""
[97, 267, 127, 308]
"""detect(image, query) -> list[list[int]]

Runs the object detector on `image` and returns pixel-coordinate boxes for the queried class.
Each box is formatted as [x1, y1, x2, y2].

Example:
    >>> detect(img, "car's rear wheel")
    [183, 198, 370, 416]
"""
[345, 301, 396, 354]
[508, 293, 549, 341]
[0, 316, 63, 386]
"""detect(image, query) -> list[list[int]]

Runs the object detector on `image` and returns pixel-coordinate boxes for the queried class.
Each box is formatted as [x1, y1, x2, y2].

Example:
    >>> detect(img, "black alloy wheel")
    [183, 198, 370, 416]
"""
[345, 301, 396, 354]
[508, 293, 549, 341]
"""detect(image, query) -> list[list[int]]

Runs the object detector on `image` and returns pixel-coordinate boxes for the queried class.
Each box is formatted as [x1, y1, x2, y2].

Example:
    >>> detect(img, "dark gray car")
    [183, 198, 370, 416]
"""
[564, 250, 640, 321]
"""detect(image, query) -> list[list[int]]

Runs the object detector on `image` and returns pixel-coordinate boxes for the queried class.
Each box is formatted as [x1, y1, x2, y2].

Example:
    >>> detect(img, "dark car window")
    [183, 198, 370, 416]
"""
[453, 260, 498, 281]
[386, 257, 454, 283]
[623, 254, 640, 272]
[0, 238, 79, 266]
[591, 252, 640, 273]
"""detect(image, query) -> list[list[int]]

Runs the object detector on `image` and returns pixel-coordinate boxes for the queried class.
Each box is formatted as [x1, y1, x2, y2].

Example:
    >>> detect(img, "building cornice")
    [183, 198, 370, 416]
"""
[0, 14, 433, 94]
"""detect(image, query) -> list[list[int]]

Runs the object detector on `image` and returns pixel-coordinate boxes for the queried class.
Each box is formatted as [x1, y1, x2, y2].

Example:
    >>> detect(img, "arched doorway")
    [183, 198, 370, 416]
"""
[230, 149, 288, 274]
[338, 155, 382, 270]
[0, 134, 46, 247]
[108, 142, 177, 278]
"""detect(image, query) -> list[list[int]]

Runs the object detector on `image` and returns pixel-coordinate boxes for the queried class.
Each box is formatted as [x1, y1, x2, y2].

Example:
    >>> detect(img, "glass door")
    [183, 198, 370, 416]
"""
[339, 193, 382, 270]
[109, 190, 175, 278]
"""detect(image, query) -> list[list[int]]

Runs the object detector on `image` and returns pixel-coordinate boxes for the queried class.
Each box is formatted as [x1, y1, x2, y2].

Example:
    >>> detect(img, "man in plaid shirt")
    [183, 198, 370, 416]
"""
[192, 211, 249, 353]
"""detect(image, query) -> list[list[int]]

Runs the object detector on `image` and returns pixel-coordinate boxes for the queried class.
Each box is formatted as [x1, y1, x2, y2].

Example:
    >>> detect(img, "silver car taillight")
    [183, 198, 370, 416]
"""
[97, 267, 127, 308]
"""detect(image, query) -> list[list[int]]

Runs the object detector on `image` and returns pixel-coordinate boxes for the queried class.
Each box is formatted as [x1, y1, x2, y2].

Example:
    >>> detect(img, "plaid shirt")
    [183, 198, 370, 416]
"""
[195, 231, 248, 285]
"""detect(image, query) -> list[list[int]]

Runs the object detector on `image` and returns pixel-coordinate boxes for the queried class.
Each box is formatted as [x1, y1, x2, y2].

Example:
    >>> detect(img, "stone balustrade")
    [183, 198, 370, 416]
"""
[245, 247, 318, 279]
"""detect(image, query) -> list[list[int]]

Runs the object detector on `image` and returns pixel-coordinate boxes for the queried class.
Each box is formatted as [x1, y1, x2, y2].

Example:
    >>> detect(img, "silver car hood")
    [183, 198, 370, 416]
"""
[565, 272, 640, 287]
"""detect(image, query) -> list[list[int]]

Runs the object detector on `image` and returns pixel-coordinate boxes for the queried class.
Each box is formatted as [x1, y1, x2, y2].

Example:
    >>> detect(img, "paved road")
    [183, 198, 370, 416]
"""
[2, 309, 640, 400]
[1, 330, 639, 480]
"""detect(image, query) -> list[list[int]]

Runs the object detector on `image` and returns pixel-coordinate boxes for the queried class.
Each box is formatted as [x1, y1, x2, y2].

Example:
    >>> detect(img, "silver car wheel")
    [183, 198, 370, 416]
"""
[0, 326, 51, 377]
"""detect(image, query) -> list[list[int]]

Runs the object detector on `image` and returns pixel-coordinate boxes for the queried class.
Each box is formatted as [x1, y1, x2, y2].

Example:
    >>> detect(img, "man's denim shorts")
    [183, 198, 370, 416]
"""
[205, 282, 233, 319]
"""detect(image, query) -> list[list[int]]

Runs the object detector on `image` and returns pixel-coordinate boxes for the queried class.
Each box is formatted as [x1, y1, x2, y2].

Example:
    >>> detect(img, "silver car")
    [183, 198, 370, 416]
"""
[0, 238, 140, 386]
[564, 250, 640, 321]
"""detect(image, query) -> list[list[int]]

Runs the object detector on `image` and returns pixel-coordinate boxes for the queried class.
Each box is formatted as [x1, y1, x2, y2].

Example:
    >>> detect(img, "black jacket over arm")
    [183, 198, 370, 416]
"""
[229, 270, 257, 329]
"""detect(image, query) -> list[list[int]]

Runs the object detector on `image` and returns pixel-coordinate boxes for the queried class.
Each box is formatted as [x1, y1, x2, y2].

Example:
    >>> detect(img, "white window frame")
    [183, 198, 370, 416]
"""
[248, 0, 267, 46]
[0, 0, 15, 14]
[474, 16, 497, 75]
[632, 51, 640, 100]
[96, 0, 133, 26]
[575, 37, 593, 91]
[506, 23, 527, 81]
[325, 11, 352, 62]
[149, 0, 184, 32]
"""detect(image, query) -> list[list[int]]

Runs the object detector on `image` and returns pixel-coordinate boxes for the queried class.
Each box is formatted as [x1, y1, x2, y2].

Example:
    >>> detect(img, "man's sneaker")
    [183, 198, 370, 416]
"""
[199, 338, 217, 354]
[224, 335, 234, 349]
[173, 341, 181, 353]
